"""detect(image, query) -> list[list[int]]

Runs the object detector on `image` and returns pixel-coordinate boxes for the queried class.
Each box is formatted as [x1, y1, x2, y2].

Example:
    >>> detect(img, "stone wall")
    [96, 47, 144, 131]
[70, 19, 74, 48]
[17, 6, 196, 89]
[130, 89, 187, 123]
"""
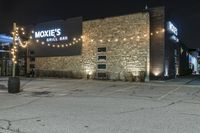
[35, 12, 150, 81]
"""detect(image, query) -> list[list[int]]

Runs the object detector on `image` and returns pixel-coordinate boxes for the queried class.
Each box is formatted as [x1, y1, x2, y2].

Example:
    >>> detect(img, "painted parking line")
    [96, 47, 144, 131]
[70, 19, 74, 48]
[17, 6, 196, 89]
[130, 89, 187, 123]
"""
[157, 86, 182, 100]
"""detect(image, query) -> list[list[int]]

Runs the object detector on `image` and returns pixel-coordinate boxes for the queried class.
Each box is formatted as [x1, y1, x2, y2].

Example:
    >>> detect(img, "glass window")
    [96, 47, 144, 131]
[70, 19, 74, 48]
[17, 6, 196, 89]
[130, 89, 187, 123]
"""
[98, 56, 106, 61]
[97, 64, 106, 69]
[97, 47, 106, 52]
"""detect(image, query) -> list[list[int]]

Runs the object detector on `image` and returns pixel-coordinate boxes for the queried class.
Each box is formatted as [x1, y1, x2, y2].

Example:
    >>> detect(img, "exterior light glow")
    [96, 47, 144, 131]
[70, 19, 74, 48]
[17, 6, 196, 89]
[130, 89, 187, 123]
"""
[167, 21, 178, 36]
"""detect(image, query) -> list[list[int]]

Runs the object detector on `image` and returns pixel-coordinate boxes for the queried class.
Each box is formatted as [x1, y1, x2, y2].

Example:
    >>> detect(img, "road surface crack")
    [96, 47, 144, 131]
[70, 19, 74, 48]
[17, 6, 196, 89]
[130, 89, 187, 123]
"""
[0, 98, 41, 111]
[0, 116, 40, 133]
[118, 100, 182, 114]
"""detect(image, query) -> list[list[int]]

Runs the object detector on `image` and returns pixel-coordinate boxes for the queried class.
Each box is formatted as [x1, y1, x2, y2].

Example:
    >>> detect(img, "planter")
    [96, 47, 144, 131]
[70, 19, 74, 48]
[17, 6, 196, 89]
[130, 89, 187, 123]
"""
[8, 77, 20, 93]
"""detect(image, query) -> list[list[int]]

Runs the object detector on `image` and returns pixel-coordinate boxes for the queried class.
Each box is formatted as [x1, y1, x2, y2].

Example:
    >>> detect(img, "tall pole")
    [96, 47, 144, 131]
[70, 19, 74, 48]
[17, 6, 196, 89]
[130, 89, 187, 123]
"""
[12, 22, 16, 77]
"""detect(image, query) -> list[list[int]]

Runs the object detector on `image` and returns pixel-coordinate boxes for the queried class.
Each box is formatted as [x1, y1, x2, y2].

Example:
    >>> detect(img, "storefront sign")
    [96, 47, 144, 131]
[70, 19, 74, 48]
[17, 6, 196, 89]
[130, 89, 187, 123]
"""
[30, 17, 82, 57]
[170, 35, 179, 43]
[167, 21, 178, 36]
[34, 28, 68, 42]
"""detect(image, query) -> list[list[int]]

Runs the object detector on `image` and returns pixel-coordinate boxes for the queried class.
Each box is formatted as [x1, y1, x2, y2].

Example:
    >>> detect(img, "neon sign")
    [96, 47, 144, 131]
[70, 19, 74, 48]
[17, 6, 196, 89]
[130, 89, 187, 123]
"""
[167, 21, 178, 36]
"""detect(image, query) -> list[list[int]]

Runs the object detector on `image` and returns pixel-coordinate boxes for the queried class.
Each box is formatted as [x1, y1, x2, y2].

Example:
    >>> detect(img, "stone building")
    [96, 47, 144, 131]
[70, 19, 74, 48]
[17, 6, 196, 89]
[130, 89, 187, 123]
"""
[27, 6, 181, 81]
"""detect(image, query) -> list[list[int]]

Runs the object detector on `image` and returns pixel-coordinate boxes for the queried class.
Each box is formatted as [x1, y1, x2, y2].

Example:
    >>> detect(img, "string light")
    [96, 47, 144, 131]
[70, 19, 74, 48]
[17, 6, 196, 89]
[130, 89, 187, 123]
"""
[10, 26, 165, 52]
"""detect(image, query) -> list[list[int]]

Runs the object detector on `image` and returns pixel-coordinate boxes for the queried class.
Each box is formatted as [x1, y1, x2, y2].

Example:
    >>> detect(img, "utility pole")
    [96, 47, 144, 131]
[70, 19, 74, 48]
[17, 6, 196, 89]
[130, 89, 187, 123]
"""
[12, 22, 16, 77]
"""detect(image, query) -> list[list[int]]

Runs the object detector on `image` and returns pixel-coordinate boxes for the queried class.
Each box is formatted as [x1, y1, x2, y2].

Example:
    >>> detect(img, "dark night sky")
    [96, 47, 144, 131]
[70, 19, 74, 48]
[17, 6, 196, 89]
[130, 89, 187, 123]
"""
[0, 0, 200, 48]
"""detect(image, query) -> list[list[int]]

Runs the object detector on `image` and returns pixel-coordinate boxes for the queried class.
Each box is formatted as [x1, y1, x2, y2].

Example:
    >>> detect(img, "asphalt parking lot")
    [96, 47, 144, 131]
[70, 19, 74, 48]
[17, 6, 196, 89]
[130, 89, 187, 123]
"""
[0, 76, 199, 133]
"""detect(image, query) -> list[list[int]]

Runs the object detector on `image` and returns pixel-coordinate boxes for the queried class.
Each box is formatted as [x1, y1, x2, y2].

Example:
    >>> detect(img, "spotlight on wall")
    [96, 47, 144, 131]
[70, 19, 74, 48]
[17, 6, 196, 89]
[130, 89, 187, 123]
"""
[153, 70, 161, 76]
